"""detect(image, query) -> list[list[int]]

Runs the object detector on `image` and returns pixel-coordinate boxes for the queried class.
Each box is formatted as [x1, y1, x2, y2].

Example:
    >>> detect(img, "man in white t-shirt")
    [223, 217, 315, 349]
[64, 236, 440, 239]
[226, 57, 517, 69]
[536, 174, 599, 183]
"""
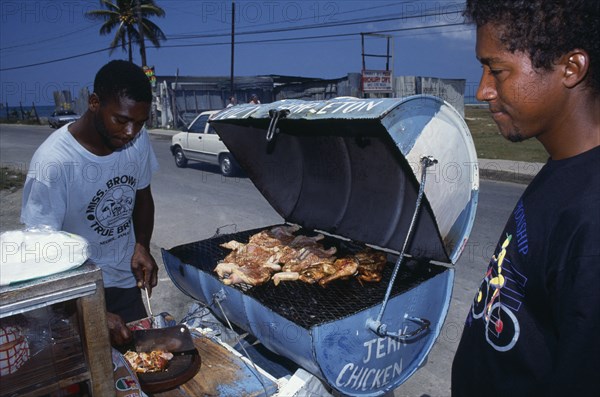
[21, 60, 159, 345]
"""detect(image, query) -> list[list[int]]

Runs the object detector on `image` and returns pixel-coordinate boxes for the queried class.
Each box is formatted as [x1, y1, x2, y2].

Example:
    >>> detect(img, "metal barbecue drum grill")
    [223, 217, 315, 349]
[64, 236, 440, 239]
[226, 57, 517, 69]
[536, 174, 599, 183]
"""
[162, 95, 479, 396]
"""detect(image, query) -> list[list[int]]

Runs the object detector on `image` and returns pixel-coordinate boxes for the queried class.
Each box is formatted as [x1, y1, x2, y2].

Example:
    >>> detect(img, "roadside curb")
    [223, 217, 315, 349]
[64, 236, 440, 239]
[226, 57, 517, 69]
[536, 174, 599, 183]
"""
[480, 169, 534, 184]
[478, 159, 544, 185]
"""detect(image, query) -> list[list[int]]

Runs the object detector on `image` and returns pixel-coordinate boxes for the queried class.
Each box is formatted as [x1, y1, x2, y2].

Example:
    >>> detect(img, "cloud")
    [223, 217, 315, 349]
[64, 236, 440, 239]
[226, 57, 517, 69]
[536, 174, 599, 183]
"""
[440, 27, 475, 41]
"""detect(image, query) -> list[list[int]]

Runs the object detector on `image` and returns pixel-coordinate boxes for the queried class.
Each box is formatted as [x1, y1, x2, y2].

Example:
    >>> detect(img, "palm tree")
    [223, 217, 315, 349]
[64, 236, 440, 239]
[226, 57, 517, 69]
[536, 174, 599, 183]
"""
[86, 0, 166, 65]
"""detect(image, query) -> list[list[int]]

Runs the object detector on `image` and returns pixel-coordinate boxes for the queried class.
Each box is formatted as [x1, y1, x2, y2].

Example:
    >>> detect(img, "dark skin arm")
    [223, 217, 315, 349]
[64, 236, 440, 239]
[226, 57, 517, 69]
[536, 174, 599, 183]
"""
[107, 312, 132, 346]
[131, 185, 158, 295]
[106, 186, 157, 347]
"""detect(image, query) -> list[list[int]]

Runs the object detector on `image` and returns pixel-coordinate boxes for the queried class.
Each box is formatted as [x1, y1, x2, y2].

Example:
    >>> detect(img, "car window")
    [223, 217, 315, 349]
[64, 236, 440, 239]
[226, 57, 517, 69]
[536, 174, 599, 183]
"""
[188, 115, 209, 133]
[207, 124, 217, 135]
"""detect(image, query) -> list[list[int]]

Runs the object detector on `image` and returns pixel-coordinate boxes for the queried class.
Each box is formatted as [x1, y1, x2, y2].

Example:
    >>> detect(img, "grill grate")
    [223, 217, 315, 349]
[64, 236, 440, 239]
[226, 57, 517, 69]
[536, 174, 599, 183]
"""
[168, 225, 447, 329]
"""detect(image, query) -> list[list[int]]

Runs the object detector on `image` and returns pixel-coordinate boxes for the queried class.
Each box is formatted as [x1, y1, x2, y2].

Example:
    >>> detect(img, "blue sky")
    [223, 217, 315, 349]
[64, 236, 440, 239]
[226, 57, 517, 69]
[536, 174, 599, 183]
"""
[0, 0, 481, 106]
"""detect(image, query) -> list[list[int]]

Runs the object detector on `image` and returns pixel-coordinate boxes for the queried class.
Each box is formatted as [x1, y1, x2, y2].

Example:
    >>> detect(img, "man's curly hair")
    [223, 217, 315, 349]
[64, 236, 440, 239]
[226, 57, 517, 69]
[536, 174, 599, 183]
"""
[464, 0, 600, 95]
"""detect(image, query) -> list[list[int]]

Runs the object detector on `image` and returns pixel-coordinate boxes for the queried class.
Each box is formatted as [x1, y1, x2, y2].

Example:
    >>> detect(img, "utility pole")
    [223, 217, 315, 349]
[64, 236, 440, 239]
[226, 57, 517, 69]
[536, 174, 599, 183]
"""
[230, 1, 235, 98]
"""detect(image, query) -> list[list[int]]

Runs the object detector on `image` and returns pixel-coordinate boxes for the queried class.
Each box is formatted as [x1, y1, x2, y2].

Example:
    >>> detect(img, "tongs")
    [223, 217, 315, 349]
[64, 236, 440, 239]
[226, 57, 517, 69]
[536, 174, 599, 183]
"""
[144, 286, 154, 319]
[141, 272, 155, 327]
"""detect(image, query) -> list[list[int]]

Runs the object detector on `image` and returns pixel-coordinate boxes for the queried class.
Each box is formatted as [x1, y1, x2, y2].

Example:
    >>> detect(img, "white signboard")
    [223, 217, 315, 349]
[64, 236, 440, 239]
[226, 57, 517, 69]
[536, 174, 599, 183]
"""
[362, 70, 393, 92]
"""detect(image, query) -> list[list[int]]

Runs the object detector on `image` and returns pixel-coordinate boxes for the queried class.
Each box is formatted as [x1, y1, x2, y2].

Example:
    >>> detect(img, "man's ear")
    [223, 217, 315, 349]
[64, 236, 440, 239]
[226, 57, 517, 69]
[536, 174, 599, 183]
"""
[88, 93, 100, 112]
[562, 50, 589, 89]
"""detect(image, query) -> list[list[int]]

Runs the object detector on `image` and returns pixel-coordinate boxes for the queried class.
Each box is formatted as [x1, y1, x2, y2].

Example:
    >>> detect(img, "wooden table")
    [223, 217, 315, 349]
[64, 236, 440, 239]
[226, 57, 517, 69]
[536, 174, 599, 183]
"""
[155, 335, 279, 397]
[0, 263, 114, 396]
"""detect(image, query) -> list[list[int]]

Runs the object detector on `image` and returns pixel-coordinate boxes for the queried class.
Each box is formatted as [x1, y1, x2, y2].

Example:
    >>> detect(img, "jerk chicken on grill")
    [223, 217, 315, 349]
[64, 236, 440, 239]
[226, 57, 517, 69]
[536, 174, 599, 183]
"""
[213, 225, 388, 287]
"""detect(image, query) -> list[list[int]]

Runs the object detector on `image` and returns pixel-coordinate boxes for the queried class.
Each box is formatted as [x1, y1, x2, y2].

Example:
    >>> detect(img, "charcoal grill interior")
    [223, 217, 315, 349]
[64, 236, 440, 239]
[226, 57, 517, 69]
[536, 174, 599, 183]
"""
[168, 225, 448, 330]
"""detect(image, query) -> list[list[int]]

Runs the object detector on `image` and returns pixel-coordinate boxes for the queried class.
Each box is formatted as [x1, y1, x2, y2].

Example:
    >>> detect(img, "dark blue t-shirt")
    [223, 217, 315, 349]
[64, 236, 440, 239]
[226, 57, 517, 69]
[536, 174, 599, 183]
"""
[452, 145, 600, 397]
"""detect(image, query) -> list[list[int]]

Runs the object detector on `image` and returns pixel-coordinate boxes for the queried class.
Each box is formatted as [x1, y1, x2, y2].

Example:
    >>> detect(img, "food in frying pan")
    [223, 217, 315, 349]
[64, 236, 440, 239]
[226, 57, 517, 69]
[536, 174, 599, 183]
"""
[214, 225, 388, 287]
[124, 350, 174, 373]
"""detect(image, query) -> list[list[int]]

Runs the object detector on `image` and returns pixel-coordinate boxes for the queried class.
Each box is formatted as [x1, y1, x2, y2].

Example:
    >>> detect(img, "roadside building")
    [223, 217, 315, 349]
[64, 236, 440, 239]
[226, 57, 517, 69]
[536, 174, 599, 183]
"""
[150, 73, 465, 129]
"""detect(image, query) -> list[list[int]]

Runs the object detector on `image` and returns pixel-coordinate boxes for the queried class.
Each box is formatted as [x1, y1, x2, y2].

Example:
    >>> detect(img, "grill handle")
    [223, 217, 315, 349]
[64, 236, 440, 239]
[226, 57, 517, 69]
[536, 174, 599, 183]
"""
[366, 155, 437, 341]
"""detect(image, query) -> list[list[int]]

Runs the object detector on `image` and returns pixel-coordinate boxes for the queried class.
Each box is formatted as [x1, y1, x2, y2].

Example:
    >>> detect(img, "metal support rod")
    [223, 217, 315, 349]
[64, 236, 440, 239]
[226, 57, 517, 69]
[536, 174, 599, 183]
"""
[367, 155, 438, 339]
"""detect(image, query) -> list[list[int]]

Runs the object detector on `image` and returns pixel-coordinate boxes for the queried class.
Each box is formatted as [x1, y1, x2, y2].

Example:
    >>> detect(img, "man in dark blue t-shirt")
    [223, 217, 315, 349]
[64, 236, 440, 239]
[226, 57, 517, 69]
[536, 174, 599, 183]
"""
[452, 1, 600, 396]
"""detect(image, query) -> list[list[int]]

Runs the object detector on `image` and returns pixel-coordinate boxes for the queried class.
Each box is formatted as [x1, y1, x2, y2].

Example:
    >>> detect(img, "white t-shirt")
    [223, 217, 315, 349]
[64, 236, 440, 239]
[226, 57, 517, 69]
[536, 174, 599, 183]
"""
[21, 124, 159, 288]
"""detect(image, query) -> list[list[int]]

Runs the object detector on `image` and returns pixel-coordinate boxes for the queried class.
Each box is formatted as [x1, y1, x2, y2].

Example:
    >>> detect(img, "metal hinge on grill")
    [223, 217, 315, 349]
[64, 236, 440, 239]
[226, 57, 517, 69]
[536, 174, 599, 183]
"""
[266, 109, 290, 142]
[366, 155, 438, 341]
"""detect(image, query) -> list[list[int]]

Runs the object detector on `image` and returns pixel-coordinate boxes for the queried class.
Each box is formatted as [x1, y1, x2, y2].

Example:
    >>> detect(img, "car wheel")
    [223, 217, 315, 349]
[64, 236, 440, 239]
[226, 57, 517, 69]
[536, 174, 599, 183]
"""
[173, 147, 188, 168]
[219, 154, 236, 177]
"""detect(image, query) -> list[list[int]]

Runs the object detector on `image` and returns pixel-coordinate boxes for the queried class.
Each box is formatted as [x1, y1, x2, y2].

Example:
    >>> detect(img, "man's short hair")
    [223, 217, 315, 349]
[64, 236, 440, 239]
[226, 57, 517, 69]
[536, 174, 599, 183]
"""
[464, 0, 600, 95]
[93, 60, 152, 104]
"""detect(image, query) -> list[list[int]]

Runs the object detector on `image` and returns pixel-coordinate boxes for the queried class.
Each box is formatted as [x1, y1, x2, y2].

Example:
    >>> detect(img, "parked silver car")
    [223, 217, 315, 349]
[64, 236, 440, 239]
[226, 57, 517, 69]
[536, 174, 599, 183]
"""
[48, 110, 80, 128]
[170, 110, 240, 176]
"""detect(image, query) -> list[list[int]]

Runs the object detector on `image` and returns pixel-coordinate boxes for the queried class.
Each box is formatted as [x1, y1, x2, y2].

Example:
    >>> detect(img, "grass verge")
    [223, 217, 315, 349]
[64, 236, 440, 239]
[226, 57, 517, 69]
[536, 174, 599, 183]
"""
[1, 167, 26, 190]
[465, 106, 548, 163]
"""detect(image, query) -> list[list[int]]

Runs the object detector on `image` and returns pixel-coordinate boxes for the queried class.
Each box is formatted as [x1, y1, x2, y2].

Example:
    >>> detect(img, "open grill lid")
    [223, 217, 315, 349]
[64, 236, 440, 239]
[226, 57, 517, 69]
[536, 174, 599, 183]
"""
[210, 95, 478, 264]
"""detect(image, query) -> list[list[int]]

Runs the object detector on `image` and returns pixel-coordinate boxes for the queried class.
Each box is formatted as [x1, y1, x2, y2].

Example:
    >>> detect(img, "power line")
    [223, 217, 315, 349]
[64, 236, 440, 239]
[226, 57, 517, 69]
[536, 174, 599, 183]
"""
[158, 22, 466, 49]
[169, 9, 462, 40]
[168, 1, 412, 37]
[0, 23, 102, 52]
[0, 47, 112, 71]
[0, 7, 467, 71]
[0, 1, 412, 52]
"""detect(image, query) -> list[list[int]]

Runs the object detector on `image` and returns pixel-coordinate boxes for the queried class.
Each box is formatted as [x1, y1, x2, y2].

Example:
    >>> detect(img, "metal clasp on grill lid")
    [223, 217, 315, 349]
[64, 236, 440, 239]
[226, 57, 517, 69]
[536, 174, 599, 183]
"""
[266, 109, 290, 142]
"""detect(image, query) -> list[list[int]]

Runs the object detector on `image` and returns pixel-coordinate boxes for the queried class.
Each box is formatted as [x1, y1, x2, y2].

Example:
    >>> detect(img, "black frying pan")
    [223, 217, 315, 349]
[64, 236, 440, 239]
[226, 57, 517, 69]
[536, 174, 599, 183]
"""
[121, 325, 201, 393]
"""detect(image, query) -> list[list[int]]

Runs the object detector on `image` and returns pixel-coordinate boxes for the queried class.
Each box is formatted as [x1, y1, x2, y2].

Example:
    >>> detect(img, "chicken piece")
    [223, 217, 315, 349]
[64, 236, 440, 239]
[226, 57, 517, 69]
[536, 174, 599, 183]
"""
[248, 231, 288, 248]
[214, 262, 273, 286]
[272, 271, 299, 286]
[249, 224, 300, 248]
[272, 261, 338, 286]
[221, 241, 280, 268]
[318, 257, 359, 287]
[220, 240, 244, 251]
[275, 245, 319, 267]
[355, 249, 388, 283]
[270, 224, 301, 239]
[214, 262, 235, 278]
[216, 225, 344, 287]
[216, 238, 283, 286]
[235, 244, 278, 267]
[298, 262, 337, 284]
[289, 233, 325, 247]
[221, 224, 300, 254]
[281, 246, 337, 272]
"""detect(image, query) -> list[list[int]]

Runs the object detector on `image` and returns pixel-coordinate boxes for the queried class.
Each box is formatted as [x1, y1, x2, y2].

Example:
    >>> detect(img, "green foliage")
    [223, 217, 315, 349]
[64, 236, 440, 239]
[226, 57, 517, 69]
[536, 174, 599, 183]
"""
[86, 0, 166, 64]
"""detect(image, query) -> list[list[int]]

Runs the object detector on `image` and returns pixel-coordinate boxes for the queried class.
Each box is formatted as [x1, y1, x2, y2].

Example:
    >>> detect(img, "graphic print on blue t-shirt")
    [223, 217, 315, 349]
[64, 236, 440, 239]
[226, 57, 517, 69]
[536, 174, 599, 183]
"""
[85, 174, 137, 240]
[467, 199, 529, 352]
